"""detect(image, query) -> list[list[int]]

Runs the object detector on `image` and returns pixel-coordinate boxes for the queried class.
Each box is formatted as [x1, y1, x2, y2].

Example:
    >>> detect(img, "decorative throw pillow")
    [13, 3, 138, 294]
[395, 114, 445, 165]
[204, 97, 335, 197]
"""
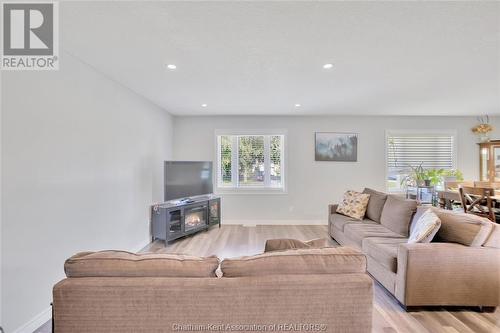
[336, 190, 371, 220]
[408, 209, 441, 243]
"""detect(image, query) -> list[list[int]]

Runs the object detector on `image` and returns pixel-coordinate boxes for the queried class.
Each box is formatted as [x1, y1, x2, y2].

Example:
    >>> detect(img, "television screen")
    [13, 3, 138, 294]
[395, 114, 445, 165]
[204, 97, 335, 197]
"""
[164, 161, 213, 201]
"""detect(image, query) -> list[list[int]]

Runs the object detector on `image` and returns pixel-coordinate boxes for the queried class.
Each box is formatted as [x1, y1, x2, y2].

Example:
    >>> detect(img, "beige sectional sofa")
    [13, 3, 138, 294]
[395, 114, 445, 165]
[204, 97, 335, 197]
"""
[53, 247, 373, 333]
[329, 188, 500, 310]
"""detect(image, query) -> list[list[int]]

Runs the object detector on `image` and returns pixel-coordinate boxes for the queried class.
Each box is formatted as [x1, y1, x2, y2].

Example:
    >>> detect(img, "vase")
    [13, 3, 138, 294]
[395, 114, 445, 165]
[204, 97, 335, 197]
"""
[478, 133, 490, 143]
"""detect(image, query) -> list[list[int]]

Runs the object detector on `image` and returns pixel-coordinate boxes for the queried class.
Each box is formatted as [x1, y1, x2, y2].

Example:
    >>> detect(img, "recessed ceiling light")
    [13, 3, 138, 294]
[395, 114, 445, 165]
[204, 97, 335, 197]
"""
[323, 63, 333, 69]
[201, 104, 208, 107]
[294, 104, 301, 107]
[166, 64, 177, 70]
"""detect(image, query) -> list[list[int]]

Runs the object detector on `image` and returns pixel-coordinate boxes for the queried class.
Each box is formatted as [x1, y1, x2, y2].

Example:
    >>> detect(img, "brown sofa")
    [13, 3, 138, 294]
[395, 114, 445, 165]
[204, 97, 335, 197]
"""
[53, 247, 373, 333]
[329, 188, 500, 309]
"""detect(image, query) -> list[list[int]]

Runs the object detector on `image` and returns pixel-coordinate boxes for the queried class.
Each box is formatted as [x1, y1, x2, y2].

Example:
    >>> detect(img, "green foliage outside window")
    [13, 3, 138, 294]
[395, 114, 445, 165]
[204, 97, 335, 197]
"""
[220, 136, 232, 183]
[219, 135, 283, 187]
[238, 136, 264, 184]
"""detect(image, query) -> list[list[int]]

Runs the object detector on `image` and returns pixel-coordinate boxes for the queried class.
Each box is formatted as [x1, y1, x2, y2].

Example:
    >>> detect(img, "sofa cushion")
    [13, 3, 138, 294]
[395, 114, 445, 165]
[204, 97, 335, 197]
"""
[431, 208, 493, 247]
[336, 190, 371, 220]
[366, 256, 396, 294]
[264, 238, 329, 252]
[362, 238, 408, 273]
[408, 209, 441, 243]
[362, 188, 388, 222]
[344, 223, 407, 248]
[220, 247, 366, 277]
[380, 195, 417, 236]
[64, 251, 220, 278]
[330, 213, 376, 232]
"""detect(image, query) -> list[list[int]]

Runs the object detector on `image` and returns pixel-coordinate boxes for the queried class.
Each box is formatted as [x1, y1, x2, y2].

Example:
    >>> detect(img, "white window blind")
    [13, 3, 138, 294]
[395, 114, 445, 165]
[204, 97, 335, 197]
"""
[386, 132, 455, 191]
[217, 134, 285, 191]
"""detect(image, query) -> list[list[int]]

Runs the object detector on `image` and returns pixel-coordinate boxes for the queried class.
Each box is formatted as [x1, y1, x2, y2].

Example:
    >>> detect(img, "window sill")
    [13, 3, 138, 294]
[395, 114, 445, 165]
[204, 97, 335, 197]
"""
[386, 190, 407, 199]
[215, 187, 287, 195]
[387, 189, 405, 193]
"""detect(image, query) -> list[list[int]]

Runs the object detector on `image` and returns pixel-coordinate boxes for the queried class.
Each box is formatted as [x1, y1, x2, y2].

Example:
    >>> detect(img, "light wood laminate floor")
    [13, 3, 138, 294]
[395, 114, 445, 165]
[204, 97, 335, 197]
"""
[141, 225, 500, 333]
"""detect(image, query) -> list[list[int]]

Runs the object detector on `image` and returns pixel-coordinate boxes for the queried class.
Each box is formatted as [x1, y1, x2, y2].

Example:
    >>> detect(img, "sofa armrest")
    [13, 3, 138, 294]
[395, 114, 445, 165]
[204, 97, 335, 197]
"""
[329, 204, 338, 215]
[328, 204, 339, 229]
[395, 242, 500, 306]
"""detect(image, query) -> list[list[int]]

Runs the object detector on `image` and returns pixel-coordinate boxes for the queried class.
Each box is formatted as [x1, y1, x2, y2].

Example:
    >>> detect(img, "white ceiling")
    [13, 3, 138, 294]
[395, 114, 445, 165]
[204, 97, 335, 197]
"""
[61, 1, 500, 116]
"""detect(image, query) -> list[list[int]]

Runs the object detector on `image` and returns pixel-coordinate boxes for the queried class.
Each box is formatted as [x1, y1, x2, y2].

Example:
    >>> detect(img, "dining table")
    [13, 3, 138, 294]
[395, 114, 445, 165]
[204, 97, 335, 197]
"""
[437, 189, 500, 210]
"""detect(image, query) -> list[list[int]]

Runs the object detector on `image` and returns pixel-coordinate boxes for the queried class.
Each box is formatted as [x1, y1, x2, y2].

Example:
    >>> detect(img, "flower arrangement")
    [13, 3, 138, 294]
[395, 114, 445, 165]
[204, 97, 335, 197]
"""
[472, 123, 493, 134]
[472, 116, 493, 142]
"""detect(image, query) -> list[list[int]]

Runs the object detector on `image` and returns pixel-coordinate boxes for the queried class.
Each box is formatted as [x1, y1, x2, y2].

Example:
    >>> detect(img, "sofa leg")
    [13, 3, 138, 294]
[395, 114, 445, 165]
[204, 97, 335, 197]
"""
[479, 306, 496, 313]
[51, 302, 55, 333]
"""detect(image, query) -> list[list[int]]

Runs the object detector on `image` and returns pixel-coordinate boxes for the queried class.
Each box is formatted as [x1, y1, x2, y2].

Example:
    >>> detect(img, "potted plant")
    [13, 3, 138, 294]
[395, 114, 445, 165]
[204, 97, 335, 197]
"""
[401, 164, 464, 189]
[422, 169, 442, 186]
[443, 169, 464, 182]
[422, 168, 464, 187]
[401, 163, 427, 187]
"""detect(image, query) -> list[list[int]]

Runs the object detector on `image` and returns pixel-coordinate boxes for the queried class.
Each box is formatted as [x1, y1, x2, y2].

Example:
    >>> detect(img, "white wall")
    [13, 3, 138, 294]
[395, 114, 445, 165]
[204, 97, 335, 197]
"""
[173, 116, 500, 224]
[0, 69, 3, 331]
[1, 53, 173, 332]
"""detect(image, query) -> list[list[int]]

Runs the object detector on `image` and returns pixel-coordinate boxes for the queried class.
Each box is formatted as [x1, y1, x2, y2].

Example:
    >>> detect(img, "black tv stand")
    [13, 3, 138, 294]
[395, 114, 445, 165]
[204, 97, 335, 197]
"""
[151, 195, 221, 244]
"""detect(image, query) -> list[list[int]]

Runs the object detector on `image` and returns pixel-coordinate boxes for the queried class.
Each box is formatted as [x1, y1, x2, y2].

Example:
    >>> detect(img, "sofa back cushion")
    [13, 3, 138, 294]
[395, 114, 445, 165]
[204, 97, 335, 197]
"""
[362, 188, 388, 222]
[64, 250, 220, 278]
[431, 208, 493, 247]
[380, 195, 417, 236]
[221, 247, 366, 277]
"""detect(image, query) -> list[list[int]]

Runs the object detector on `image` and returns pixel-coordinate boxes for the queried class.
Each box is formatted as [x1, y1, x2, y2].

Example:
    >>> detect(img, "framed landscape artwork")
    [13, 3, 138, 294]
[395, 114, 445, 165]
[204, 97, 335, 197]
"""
[315, 132, 358, 162]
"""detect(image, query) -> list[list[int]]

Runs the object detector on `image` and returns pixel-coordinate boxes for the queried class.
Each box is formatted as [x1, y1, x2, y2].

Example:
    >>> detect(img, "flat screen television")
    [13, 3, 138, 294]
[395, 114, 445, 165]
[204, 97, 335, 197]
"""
[164, 161, 213, 201]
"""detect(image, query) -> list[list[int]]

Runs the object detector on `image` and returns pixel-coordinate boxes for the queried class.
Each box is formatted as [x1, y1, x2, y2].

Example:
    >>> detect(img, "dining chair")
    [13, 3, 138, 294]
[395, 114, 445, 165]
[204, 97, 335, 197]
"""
[458, 186, 497, 222]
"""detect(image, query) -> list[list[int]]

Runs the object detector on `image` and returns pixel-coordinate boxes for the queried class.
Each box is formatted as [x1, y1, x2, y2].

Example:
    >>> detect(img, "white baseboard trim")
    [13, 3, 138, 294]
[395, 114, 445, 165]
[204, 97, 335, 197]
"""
[12, 306, 51, 333]
[223, 219, 327, 225]
[13, 238, 151, 333]
[130, 237, 152, 253]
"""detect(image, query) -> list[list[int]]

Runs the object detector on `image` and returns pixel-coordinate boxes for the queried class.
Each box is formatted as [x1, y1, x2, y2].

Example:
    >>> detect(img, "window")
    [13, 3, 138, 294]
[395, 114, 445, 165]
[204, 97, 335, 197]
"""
[217, 133, 285, 191]
[386, 131, 456, 192]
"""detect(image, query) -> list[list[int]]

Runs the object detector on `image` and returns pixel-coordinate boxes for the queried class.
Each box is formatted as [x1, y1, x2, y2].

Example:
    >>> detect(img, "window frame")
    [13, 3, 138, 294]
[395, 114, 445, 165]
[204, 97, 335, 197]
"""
[384, 129, 458, 193]
[215, 129, 287, 194]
